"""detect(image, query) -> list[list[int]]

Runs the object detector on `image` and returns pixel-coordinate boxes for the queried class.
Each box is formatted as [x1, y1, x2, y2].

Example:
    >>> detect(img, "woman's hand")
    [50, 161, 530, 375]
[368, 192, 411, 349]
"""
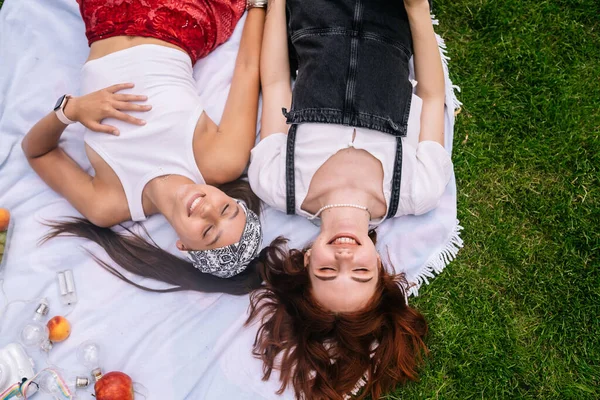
[64, 83, 151, 135]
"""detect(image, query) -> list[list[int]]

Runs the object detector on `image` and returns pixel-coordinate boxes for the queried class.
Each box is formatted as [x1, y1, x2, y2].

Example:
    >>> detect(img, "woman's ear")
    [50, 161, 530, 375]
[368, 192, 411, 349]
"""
[176, 239, 186, 251]
[304, 249, 311, 268]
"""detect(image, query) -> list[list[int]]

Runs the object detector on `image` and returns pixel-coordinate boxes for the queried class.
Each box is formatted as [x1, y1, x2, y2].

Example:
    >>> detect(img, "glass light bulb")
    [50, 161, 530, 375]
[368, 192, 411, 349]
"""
[37, 370, 64, 395]
[27, 368, 87, 399]
[20, 321, 49, 347]
[76, 341, 102, 370]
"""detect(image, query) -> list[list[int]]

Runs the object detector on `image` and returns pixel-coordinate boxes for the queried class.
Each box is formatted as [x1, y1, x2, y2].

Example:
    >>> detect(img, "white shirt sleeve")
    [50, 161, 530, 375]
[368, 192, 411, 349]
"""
[248, 133, 288, 212]
[406, 141, 454, 216]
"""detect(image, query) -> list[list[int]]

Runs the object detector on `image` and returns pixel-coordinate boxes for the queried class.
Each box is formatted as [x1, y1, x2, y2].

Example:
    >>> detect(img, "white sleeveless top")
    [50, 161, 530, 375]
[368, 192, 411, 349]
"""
[248, 92, 453, 227]
[81, 45, 205, 221]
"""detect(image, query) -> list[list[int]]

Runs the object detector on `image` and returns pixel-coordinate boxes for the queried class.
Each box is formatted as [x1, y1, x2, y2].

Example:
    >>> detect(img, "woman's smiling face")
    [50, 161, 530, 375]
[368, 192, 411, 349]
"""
[305, 230, 381, 312]
[171, 184, 247, 251]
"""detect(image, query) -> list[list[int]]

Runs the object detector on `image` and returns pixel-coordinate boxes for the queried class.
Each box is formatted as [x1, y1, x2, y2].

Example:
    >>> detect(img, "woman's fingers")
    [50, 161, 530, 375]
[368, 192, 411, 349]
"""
[88, 122, 119, 135]
[110, 109, 146, 126]
[107, 83, 135, 93]
[113, 94, 148, 102]
[113, 101, 152, 113]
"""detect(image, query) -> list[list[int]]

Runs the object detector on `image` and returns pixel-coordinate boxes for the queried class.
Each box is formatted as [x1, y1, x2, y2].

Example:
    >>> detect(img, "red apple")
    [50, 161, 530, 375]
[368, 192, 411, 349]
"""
[94, 371, 134, 400]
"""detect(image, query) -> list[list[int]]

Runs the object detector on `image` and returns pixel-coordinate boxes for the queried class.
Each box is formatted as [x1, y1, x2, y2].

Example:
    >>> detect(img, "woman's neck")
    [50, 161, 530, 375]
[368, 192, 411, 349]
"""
[318, 188, 374, 234]
[319, 204, 371, 237]
[144, 174, 194, 220]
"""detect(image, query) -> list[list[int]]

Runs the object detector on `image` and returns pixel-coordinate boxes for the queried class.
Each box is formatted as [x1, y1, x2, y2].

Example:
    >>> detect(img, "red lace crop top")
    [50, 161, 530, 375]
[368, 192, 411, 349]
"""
[77, 0, 246, 64]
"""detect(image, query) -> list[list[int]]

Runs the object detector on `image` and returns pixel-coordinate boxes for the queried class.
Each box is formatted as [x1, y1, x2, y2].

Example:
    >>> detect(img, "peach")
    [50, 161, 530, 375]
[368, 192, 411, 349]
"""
[47, 316, 71, 342]
[0, 208, 9, 231]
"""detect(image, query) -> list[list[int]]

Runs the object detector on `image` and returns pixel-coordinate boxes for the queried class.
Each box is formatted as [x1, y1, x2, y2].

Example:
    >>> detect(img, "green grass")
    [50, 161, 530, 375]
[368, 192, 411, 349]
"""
[394, 0, 600, 399]
[1, 0, 598, 398]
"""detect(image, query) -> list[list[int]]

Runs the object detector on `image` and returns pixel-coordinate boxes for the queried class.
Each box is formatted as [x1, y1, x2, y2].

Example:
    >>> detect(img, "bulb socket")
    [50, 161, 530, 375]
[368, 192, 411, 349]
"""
[40, 339, 53, 352]
[92, 368, 103, 382]
[35, 302, 49, 317]
[75, 377, 90, 388]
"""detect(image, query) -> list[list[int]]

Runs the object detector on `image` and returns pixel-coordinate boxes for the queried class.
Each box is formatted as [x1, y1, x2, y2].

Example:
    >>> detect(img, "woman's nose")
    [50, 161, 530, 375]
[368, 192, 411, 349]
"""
[199, 202, 217, 219]
[334, 250, 354, 260]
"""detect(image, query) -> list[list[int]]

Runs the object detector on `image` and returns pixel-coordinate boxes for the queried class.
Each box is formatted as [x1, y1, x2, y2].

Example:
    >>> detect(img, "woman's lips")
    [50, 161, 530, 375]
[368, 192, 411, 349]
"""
[186, 193, 204, 217]
[328, 233, 361, 245]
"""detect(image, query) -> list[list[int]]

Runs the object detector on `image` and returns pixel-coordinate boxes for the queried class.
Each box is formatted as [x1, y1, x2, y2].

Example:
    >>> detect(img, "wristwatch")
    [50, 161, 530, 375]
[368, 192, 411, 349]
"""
[246, 0, 267, 9]
[54, 94, 76, 125]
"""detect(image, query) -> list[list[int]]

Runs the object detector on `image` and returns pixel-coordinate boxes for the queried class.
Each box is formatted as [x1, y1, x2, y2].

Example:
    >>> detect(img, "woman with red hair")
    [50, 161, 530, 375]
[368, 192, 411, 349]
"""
[247, 0, 445, 397]
[249, 235, 428, 399]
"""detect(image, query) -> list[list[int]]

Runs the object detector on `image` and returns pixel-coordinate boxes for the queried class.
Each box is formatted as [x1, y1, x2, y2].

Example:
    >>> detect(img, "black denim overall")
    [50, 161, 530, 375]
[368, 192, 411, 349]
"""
[284, 0, 416, 218]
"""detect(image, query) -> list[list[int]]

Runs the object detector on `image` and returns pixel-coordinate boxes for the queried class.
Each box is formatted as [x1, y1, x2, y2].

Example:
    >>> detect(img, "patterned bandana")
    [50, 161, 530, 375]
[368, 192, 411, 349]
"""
[185, 200, 262, 278]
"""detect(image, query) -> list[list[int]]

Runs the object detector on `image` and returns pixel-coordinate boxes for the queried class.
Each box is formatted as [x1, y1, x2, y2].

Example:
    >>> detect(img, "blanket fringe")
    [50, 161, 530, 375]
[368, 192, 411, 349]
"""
[432, 14, 463, 113]
[407, 220, 464, 297]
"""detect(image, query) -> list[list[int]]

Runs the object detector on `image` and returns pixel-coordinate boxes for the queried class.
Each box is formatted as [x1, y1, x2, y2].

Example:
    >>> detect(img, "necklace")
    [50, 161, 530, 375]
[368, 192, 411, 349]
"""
[309, 204, 371, 220]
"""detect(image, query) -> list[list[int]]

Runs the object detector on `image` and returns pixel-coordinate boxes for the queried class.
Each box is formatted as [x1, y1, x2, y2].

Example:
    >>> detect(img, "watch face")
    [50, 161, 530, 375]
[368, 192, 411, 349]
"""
[54, 95, 66, 111]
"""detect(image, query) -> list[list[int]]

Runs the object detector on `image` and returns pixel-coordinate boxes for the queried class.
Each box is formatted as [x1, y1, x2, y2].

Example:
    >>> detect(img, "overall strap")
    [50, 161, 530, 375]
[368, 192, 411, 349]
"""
[285, 124, 298, 215]
[386, 136, 403, 219]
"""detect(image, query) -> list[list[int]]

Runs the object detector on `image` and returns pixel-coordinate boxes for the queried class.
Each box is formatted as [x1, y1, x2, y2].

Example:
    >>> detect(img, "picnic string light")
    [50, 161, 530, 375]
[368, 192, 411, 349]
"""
[20, 299, 52, 352]
[77, 341, 103, 382]
[0, 367, 83, 400]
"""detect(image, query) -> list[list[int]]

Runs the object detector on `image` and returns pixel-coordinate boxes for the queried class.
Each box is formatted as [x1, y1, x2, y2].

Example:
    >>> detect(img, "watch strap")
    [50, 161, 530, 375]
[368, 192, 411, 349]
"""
[55, 95, 76, 125]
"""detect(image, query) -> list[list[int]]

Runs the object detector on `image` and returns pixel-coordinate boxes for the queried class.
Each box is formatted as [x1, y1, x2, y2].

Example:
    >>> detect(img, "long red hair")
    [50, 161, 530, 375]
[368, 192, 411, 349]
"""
[247, 236, 429, 400]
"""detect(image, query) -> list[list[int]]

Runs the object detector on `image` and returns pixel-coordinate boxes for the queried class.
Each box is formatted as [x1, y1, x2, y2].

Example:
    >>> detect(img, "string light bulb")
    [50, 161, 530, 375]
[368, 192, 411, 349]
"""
[20, 299, 52, 352]
[76, 341, 103, 382]
[37, 368, 90, 397]
[19, 367, 90, 400]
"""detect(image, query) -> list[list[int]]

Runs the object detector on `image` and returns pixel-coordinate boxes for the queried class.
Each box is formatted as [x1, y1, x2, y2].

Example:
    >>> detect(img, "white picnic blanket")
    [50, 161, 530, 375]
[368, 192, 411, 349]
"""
[0, 0, 462, 398]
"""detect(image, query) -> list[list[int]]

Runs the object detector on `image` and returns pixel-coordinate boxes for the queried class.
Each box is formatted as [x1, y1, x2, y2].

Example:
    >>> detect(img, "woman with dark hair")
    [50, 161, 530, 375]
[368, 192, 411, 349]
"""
[246, 0, 449, 397]
[21, 0, 268, 295]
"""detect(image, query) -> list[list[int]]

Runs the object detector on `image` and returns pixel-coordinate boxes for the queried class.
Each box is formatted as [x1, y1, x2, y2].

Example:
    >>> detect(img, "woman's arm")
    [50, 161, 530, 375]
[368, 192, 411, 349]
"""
[405, 0, 445, 145]
[200, 8, 266, 184]
[259, 0, 292, 140]
[22, 84, 150, 226]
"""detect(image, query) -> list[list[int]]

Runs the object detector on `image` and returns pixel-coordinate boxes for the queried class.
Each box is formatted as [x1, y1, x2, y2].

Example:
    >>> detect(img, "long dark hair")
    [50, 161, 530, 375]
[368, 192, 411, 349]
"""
[42, 179, 263, 295]
[246, 235, 429, 400]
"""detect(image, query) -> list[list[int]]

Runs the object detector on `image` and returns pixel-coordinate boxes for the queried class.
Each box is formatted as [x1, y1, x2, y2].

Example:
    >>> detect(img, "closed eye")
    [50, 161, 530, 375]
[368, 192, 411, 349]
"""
[221, 204, 229, 215]
[352, 277, 373, 283]
[229, 204, 240, 220]
[203, 225, 213, 238]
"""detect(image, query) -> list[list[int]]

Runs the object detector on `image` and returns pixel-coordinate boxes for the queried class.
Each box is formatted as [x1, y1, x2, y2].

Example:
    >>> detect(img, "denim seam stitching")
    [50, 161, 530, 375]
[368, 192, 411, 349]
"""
[291, 27, 348, 41]
[285, 109, 408, 131]
[343, 0, 363, 125]
[291, 30, 411, 57]
[360, 32, 412, 57]
[285, 124, 298, 215]
[386, 137, 403, 219]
